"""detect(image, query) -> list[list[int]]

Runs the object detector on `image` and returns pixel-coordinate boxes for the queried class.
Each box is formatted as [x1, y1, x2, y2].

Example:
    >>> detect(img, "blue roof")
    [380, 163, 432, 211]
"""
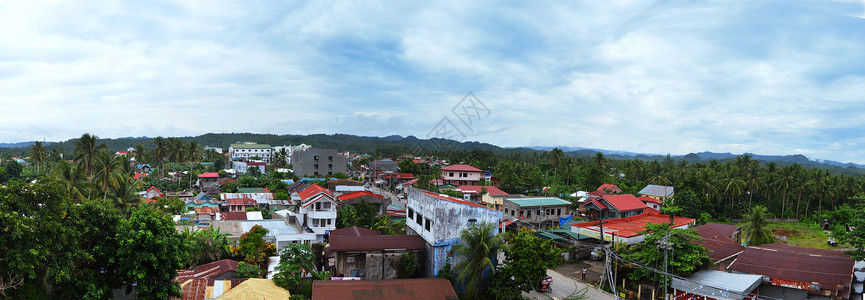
[638, 185, 675, 197]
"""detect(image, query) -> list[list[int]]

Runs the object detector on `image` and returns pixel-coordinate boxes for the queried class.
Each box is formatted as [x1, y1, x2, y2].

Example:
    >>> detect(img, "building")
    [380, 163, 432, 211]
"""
[570, 212, 696, 244]
[581, 194, 650, 219]
[176, 259, 242, 300]
[205, 219, 317, 250]
[501, 197, 572, 229]
[596, 183, 623, 194]
[440, 164, 487, 186]
[312, 278, 457, 300]
[325, 226, 426, 279]
[197, 172, 220, 189]
[327, 179, 364, 192]
[728, 243, 854, 300]
[693, 225, 745, 270]
[229, 143, 272, 163]
[232, 161, 266, 175]
[638, 196, 662, 210]
[703, 222, 741, 243]
[672, 270, 763, 300]
[405, 187, 503, 277]
[298, 185, 338, 242]
[367, 159, 399, 176]
[337, 191, 390, 215]
[291, 148, 348, 177]
[454, 185, 508, 203]
[638, 184, 675, 201]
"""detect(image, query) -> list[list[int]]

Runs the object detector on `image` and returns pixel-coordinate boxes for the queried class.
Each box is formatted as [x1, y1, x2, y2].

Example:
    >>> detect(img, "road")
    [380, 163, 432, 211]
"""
[367, 184, 403, 206]
[523, 269, 616, 300]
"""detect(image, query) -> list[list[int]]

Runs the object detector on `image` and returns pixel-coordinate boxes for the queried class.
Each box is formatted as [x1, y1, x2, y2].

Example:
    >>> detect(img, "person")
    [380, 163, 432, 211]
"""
[581, 267, 587, 280]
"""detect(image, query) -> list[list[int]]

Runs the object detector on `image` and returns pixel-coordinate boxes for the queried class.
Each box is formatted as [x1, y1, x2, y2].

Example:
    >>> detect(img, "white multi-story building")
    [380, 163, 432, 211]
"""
[229, 143, 272, 163]
[297, 185, 338, 242]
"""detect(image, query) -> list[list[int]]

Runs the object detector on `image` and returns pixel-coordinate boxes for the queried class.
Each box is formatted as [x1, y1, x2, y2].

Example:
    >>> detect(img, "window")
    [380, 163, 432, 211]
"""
[328, 164, 333, 169]
[511, 210, 515, 217]
[468, 218, 477, 225]
[314, 155, 319, 162]
[408, 208, 414, 219]
[327, 219, 332, 226]
[449, 172, 454, 177]
[463, 173, 468, 177]
[328, 171, 332, 175]
[425, 218, 432, 232]
[315, 202, 320, 210]
[527, 211, 531, 218]
[321, 202, 331, 210]
[328, 156, 333, 162]
[607, 211, 616, 218]
[416, 213, 423, 225]
[557, 208, 561, 216]
[314, 171, 319, 176]
[314, 164, 319, 170]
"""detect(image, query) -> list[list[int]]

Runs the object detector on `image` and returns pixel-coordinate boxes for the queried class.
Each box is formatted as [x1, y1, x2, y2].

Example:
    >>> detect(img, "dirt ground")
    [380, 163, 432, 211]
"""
[553, 259, 606, 284]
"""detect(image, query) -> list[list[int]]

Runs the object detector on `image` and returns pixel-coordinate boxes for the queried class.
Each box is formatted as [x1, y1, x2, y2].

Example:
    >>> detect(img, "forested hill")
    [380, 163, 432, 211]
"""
[0, 133, 862, 174]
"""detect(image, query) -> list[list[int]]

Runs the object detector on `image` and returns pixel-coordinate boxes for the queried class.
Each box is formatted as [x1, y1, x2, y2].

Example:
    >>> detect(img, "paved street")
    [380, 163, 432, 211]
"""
[523, 269, 616, 300]
[367, 184, 403, 206]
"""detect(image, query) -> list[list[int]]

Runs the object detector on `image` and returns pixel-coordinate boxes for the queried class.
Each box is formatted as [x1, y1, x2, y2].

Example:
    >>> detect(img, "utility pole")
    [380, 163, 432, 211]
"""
[657, 233, 675, 300]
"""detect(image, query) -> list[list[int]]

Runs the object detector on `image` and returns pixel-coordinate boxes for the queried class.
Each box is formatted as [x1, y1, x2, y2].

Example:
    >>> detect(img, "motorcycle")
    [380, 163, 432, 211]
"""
[536, 276, 553, 293]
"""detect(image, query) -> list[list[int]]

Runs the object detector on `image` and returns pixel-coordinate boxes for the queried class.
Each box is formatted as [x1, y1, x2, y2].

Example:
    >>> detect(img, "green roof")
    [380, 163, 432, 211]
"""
[237, 187, 269, 193]
[230, 143, 271, 149]
[509, 197, 571, 208]
[545, 228, 593, 240]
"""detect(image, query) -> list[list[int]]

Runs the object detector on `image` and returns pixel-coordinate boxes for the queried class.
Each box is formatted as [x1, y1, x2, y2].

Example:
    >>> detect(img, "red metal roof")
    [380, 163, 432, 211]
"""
[226, 198, 256, 206]
[194, 207, 219, 214]
[600, 195, 649, 212]
[703, 222, 739, 239]
[328, 226, 381, 238]
[419, 190, 495, 211]
[637, 196, 662, 204]
[133, 172, 148, 179]
[585, 198, 608, 210]
[587, 190, 608, 197]
[338, 191, 385, 201]
[455, 185, 508, 195]
[198, 172, 219, 178]
[693, 225, 744, 263]
[571, 212, 696, 238]
[176, 259, 240, 282]
[728, 243, 853, 291]
[221, 211, 248, 220]
[146, 186, 164, 196]
[440, 164, 483, 172]
[329, 235, 425, 252]
[299, 185, 332, 201]
[312, 278, 458, 300]
[597, 184, 622, 193]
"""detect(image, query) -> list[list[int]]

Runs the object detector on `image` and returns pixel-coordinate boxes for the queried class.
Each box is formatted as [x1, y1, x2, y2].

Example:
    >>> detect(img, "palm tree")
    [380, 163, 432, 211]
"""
[452, 222, 508, 298]
[54, 161, 88, 202]
[116, 155, 135, 177]
[775, 166, 795, 218]
[93, 150, 118, 200]
[152, 136, 169, 175]
[133, 144, 147, 165]
[29, 141, 48, 173]
[184, 226, 231, 268]
[721, 166, 745, 207]
[110, 173, 142, 211]
[187, 141, 202, 163]
[168, 138, 186, 163]
[74, 133, 105, 178]
[741, 205, 774, 246]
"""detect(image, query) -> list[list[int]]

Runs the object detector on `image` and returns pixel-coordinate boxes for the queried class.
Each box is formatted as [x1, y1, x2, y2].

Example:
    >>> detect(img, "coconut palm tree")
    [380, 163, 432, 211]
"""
[741, 205, 774, 246]
[721, 166, 745, 207]
[93, 150, 118, 200]
[187, 140, 202, 163]
[110, 173, 142, 211]
[54, 161, 88, 202]
[29, 141, 48, 173]
[168, 138, 186, 164]
[775, 166, 795, 218]
[452, 222, 509, 298]
[74, 133, 105, 178]
[133, 144, 147, 165]
[152, 136, 169, 175]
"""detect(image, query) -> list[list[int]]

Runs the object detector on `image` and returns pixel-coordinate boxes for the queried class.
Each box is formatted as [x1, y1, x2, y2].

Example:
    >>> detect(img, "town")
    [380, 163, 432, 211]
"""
[1, 133, 865, 300]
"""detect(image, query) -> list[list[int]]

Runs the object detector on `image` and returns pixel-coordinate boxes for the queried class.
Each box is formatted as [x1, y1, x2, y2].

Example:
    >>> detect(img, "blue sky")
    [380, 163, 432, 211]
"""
[2, 1, 865, 163]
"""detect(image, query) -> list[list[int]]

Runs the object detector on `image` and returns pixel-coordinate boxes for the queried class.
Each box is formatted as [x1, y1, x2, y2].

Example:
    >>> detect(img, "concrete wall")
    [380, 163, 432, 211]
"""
[291, 148, 348, 177]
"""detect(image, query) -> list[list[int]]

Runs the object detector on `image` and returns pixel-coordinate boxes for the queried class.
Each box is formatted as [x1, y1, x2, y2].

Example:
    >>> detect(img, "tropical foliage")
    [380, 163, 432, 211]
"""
[452, 222, 509, 298]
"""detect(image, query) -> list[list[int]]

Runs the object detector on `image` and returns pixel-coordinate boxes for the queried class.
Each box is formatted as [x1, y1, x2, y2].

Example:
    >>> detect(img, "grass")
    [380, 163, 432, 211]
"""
[764, 221, 848, 249]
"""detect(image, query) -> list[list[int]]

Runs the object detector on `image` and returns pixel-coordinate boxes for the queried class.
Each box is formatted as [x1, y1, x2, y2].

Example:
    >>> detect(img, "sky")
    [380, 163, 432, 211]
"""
[2, 1, 865, 163]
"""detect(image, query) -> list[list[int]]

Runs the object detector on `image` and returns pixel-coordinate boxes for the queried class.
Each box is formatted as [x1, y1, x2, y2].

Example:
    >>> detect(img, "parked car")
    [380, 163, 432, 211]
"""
[828, 237, 838, 246]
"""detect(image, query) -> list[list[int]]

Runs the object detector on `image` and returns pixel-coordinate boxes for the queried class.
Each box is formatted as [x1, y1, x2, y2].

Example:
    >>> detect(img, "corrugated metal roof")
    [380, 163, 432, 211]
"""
[703, 222, 739, 239]
[600, 195, 649, 212]
[329, 226, 380, 237]
[728, 243, 854, 290]
[230, 143, 271, 149]
[672, 270, 763, 299]
[507, 197, 570, 208]
[329, 235, 426, 252]
[312, 278, 458, 300]
[693, 225, 744, 263]
[638, 185, 674, 197]
[440, 164, 483, 172]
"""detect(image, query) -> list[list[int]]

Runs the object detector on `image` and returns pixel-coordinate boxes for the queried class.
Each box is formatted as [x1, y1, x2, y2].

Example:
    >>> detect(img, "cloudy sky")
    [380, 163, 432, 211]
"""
[2, 1, 865, 163]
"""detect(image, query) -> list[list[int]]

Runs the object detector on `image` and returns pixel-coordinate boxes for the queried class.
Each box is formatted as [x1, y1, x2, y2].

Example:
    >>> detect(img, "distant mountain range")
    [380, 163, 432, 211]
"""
[1, 133, 863, 172]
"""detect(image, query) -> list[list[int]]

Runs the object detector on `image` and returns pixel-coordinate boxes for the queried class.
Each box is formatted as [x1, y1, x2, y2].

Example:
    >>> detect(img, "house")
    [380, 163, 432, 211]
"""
[184, 193, 221, 212]
[728, 243, 854, 300]
[140, 186, 164, 199]
[312, 278, 458, 300]
[672, 270, 763, 300]
[337, 191, 390, 215]
[693, 225, 745, 270]
[501, 197, 572, 230]
[219, 211, 264, 221]
[571, 212, 696, 245]
[197, 172, 220, 189]
[454, 185, 508, 204]
[597, 183, 623, 194]
[205, 219, 317, 251]
[291, 148, 348, 177]
[367, 159, 399, 177]
[232, 161, 266, 175]
[135, 164, 152, 173]
[703, 222, 741, 243]
[324, 226, 426, 279]
[638, 184, 675, 201]
[440, 164, 487, 186]
[327, 179, 364, 192]
[221, 192, 273, 209]
[298, 185, 338, 242]
[225, 198, 257, 211]
[133, 172, 148, 180]
[405, 187, 503, 277]
[580, 194, 649, 219]
[176, 259, 242, 300]
[229, 143, 272, 163]
[638, 196, 662, 210]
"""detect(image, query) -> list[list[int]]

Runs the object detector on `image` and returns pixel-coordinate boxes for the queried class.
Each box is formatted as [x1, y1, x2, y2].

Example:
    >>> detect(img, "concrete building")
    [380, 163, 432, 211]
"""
[440, 164, 486, 186]
[298, 185, 338, 242]
[291, 148, 348, 177]
[570, 212, 695, 245]
[405, 187, 503, 277]
[638, 184, 675, 201]
[324, 226, 426, 279]
[580, 194, 650, 220]
[198, 172, 220, 189]
[501, 197, 572, 229]
[229, 143, 272, 163]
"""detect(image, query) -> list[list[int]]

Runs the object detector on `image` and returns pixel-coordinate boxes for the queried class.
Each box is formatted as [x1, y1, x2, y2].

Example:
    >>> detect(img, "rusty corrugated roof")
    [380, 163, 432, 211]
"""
[728, 243, 854, 290]
[329, 226, 380, 237]
[693, 225, 744, 263]
[329, 235, 426, 252]
[312, 278, 458, 300]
